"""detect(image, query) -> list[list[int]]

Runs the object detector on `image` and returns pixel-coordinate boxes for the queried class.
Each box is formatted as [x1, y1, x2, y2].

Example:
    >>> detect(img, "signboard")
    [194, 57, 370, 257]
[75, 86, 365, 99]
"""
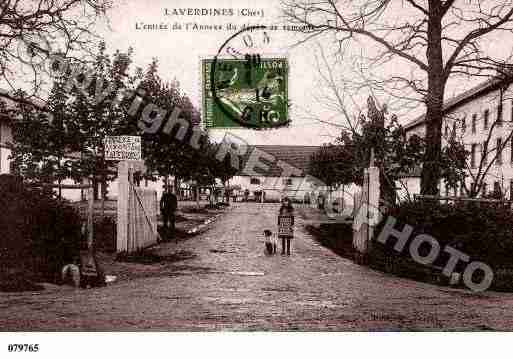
[278, 215, 293, 237]
[104, 136, 141, 160]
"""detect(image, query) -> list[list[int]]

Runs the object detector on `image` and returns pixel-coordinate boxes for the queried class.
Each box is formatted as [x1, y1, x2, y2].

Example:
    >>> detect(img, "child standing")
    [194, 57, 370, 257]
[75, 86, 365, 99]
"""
[278, 197, 294, 255]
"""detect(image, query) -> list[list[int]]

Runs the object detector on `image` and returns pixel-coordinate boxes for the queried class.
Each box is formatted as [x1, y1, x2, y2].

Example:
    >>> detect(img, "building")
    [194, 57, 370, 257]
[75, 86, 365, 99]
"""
[230, 145, 358, 204]
[404, 75, 513, 199]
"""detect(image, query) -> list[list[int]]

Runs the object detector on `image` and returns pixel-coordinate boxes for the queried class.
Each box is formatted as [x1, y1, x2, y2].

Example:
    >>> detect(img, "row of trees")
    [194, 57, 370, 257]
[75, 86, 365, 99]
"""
[4, 42, 237, 200]
[284, 0, 513, 195]
[309, 96, 468, 205]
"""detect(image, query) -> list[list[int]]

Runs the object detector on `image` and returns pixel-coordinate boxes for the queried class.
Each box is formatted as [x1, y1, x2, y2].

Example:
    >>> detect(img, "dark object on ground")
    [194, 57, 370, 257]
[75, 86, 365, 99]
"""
[0, 174, 82, 285]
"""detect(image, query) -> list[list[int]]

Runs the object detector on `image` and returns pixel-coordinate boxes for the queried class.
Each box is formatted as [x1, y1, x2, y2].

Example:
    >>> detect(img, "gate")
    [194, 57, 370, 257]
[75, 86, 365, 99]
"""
[352, 163, 380, 263]
[117, 161, 159, 253]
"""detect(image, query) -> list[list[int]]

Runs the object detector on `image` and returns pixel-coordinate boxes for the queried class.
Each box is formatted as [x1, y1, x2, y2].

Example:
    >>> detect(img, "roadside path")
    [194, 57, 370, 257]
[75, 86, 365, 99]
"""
[1, 203, 513, 330]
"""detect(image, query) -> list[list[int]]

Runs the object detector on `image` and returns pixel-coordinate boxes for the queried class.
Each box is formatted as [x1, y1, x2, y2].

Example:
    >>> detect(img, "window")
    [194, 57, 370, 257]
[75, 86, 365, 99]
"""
[494, 181, 501, 196]
[482, 142, 487, 165]
[484, 109, 489, 129]
[511, 99, 513, 123]
[510, 180, 513, 201]
[471, 144, 477, 168]
[472, 114, 477, 133]
[482, 183, 488, 197]
[461, 116, 466, 134]
[452, 122, 456, 136]
[250, 178, 260, 185]
[497, 138, 503, 165]
[497, 102, 503, 126]
[283, 178, 293, 186]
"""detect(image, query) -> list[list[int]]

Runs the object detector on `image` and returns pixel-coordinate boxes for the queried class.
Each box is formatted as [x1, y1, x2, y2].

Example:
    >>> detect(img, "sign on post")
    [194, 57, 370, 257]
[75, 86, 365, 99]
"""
[104, 136, 141, 161]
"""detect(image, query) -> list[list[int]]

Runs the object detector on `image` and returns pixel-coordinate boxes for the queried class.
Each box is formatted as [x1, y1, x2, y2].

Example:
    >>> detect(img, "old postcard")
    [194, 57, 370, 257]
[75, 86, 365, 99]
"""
[2, 0, 513, 353]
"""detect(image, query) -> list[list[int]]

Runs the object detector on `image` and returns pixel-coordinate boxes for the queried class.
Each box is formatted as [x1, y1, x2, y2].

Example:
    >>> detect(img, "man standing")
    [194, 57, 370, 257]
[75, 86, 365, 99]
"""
[160, 186, 178, 238]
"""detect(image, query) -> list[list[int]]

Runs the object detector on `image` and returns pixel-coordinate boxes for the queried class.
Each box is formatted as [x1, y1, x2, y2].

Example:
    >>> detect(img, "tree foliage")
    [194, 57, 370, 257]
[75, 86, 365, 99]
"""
[10, 43, 139, 197]
[309, 139, 357, 192]
[0, 0, 112, 106]
[283, 0, 513, 195]
[309, 96, 468, 205]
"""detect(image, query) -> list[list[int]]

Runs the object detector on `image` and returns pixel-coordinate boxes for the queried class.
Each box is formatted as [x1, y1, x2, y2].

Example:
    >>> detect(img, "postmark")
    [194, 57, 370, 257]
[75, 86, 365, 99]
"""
[202, 26, 290, 129]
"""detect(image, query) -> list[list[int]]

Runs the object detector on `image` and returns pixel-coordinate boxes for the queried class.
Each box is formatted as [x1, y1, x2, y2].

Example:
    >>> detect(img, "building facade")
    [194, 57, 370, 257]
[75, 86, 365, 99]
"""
[405, 76, 513, 199]
[229, 145, 358, 206]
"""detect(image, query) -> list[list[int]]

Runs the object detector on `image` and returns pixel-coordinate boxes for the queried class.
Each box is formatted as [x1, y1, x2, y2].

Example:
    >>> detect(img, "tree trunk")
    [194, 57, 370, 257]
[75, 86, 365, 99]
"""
[421, 5, 445, 195]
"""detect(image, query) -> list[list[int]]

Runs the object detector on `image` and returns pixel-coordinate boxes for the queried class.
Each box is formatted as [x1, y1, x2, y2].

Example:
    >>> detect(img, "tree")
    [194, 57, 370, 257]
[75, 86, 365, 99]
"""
[282, 0, 513, 195]
[135, 59, 209, 200]
[0, 0, 111, 107]
[9, 43, 140, 200]
[209, 147, 239, 203]
[309, 138, 357, 195]
[310, 96, 466, 206]
[350, 97, 426, 205]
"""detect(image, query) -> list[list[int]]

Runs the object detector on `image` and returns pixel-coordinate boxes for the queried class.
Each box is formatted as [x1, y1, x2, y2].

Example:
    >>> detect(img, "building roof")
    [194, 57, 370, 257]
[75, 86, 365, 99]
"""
[404, 76, 509, 131]
[238, 145, 320, 177]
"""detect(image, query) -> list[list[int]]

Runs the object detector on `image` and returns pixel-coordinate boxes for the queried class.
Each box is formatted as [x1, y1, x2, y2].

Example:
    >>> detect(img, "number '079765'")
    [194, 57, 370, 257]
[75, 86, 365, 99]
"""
[7, 344, 39, 352]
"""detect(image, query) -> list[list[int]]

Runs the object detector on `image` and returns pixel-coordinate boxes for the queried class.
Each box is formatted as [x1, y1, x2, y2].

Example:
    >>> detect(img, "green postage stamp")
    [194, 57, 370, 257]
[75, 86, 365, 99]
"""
[202, 56, 289, 129]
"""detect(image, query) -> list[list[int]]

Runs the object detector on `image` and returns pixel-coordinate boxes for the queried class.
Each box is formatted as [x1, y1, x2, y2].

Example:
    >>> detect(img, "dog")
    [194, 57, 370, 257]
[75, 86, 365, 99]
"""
[263, 229, 277, 255]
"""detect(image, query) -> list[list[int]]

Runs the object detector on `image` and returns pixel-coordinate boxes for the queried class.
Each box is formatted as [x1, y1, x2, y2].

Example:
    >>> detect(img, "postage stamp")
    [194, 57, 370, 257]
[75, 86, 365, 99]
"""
[202, 56, 289, 129]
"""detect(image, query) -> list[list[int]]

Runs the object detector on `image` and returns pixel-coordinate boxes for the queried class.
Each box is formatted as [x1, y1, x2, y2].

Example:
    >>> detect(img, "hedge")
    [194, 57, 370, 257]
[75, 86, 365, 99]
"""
[0, 174, 82, 285]
[370, 199, 513, 290]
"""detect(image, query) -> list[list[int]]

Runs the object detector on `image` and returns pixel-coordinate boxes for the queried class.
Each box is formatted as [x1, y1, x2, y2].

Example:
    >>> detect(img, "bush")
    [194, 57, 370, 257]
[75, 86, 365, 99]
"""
[94, 217, 116, 252]
[316, 222, 354, 257]
[370, 199, 513, 280]
[0, 174, 82, 284]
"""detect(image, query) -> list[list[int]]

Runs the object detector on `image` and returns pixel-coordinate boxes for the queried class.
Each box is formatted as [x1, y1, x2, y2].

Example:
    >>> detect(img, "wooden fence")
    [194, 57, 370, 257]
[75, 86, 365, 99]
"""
[117, 161, 159, 253]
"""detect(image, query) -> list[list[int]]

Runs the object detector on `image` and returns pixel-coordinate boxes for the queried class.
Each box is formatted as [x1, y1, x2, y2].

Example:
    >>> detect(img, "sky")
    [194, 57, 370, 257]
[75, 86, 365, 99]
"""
[97, 0, 337, 146]
[81, 0, 513, 145]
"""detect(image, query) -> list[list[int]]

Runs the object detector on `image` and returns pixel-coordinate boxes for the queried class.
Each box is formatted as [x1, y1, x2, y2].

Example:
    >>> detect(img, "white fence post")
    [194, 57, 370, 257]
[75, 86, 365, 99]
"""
[352, 164, 380, 263]
[116, 161, 129, 253]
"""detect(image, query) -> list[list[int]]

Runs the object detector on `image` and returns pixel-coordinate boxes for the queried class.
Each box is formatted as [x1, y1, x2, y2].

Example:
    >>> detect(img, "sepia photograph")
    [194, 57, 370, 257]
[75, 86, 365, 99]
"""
[2, 0, 513, 356]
